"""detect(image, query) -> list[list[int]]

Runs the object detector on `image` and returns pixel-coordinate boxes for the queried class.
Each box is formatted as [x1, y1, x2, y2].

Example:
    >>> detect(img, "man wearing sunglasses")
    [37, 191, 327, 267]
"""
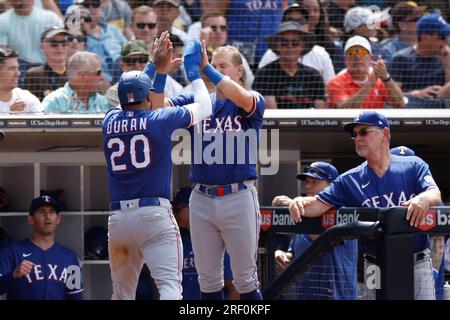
[253, 21, 325, 109]
[129, 6, 158, 47]
[288, 110, 441, 300]
[381, 2, 426, 64]
[389, 13, 450, 105]
[327, 35, 404, 109]
[273, 162, 358, 300]
[23, 26, 69, 102]
[42, 51, 109, 113]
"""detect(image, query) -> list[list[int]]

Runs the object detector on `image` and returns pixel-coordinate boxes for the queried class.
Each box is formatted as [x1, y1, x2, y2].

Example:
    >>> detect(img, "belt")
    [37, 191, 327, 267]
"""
[194, 182, 248, 197]
[110, 197, 170, 211]
[365, 250, 427, 264]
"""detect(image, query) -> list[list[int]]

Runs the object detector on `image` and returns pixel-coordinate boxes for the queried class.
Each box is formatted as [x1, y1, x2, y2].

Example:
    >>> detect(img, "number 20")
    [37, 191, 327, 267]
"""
[108, 135, 151, 171]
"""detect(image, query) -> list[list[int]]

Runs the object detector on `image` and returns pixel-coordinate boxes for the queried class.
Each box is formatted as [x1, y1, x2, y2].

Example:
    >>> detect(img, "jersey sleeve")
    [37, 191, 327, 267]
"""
[168, 93, 195, 107]
[316, 176, 351, 208]
[414, 157, 439, 193]
[65, 252, 84, 299]
[239, 90, 265, 120]
[0, 246, 16, 295]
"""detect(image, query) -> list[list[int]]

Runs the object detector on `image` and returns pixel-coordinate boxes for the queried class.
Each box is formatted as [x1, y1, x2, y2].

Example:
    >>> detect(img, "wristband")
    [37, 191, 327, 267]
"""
[152, 73, 167, 93]
[382, 75, 392, 83]
[143, 61, 156, 80]
[202, 64, 224, 85]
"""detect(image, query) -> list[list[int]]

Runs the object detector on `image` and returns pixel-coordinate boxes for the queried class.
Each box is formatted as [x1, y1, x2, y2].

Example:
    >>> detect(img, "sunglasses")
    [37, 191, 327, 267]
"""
[83, 69, 102, 76]
[81, 16, 92, 23]
[46, 40, 68, 47]
[350, 127, 380, 139]
[84, 1, 101, 8]
[67, 35, 87, 43]
[209, 25, 227, 32]
[123, 56, 148, 65]
[135, 22, 156, 30]
[346, 47, 369, 56]
[280, 38, 301, 47]
[304, 166, 329, 179]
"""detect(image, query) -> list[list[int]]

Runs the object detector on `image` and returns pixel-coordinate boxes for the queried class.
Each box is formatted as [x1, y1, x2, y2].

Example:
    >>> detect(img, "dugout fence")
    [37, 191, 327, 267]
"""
[259, 206, 449, 300]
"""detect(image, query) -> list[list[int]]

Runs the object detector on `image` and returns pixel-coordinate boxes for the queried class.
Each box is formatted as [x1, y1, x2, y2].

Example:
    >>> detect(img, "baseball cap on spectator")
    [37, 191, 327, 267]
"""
[417, 13, 450, 36]
[121, 40, 149, 57]
[390, 146, 416, 156]
[344, 110, 390, 134]
[40, 25, 69, 42]
[172, 187, 192, 211]
[344, 35, 372, 54]
[344, 6, 377, 33]
[154, 0, 180, 7]
[267, 21, 313, 55]
[297, 162, 339, 182]
[390, 1, 426, 27]
[29, 195, 61, 215]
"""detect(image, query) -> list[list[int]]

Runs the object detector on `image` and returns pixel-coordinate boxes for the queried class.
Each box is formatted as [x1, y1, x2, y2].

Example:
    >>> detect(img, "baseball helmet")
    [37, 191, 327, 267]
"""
[297, 162, 339, 182]
[118, 71, 153, 107]
[390, 146, 416, 156]
[84, 226, 109, 260]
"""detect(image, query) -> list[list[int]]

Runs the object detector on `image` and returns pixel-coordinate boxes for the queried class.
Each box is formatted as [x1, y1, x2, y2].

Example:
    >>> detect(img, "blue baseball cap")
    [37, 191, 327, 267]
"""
[118, 71, 153, 107]
[297, 162, 339, 182]
[172, 187, 192, 210]
[343, 110, 390, 134]
[29, 195, 61, 215]
[417, 13, 450, 37]
[390, 146, 416, 156]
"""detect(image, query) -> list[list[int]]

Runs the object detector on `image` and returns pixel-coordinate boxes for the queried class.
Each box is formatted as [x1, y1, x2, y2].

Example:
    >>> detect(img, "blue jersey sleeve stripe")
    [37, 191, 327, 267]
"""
[245, 93, 257, 118]
[187, 108, 194, 128]
[316, 195, 334, 208]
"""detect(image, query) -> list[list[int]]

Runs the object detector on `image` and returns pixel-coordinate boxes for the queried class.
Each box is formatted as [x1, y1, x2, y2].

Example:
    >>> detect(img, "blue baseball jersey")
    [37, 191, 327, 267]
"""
[0, 239, 83, 300]
[289, 234, 358, 300]
[103, 107, 192, 201]
[317, 155, 438, 254]
[168, 91, 265, 185]
[180, 228, 233, 300]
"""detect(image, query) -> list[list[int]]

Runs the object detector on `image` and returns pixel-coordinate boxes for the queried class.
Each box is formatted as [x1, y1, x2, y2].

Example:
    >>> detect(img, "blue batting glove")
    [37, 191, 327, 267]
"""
[183, 39, 202, 81]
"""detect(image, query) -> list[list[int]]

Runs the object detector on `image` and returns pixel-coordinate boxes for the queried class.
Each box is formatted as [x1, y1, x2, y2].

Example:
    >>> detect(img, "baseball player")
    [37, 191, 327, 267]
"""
[166, 43, 265, 300]
[0, 195, 83, 300]
[272, 162, 358, 300]
[288, 111, 441, 300]
[102, 37, 212, 300]
[172, 187, 239, 300]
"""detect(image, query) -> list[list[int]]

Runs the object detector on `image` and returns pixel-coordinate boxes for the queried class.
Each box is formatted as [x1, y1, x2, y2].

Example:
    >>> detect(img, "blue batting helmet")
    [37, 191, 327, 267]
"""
[84, 226, 109, 260]
[118, 71, 153, 107]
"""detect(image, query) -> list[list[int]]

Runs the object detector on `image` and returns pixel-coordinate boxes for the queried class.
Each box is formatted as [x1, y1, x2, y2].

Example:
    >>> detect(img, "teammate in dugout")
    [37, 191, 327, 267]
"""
[0, 195, 83, 300]
[158, 41, 266, 300]
[288, 110, 441, 300]
[102, 34, 212, 299]
[272, 162, 358, 300]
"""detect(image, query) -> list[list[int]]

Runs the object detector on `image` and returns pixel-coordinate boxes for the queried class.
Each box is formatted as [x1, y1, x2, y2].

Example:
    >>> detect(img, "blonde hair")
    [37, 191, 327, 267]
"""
[212, 45, 246, 85]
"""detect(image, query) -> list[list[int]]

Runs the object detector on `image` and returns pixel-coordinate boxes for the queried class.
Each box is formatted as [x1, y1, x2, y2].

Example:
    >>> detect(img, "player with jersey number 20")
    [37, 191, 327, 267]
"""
[102, 36, 212, 300]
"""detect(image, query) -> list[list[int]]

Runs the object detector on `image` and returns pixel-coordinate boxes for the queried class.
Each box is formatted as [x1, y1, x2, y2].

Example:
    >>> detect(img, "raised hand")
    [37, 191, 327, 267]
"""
[151, 31, 182, 74]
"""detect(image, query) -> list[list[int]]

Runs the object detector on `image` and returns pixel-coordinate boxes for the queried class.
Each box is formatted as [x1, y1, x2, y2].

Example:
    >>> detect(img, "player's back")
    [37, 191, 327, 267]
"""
[103, 107, 192, 202]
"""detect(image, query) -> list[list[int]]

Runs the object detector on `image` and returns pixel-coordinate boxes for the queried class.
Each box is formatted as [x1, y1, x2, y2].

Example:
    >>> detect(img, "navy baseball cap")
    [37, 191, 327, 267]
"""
[343, 110, 390, 134]
[417, 13, 450, 37]
[297, 162, 339, 182]
[390, 146, 416, 156]
[29, 195, 61, 215]
[118, 71, 153, 107]
[172, 187, 192, 210]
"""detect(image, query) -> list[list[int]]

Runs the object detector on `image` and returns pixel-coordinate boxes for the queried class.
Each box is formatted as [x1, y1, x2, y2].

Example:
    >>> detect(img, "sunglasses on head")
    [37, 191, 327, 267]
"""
[81, 16, 92, 23]
[280, 38, 301, 47]
[346, 47, 369, 56]
[350, 127, 380, 139]
[210, 25, 227, 32]
[46, 40, 68, 47]
[304, 166, 329, 178]
[135, 22, 156, 30]
[123, 56, 148, 65]
[67, 35, 87, 43]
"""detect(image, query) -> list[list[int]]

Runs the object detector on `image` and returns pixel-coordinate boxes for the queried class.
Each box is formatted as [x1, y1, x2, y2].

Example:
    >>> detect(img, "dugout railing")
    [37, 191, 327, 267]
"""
[259, 206, 449, 300]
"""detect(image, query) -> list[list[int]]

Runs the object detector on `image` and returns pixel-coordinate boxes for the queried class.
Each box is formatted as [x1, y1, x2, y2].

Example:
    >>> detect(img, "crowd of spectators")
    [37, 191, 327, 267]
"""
[0, 0, 449, 112]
